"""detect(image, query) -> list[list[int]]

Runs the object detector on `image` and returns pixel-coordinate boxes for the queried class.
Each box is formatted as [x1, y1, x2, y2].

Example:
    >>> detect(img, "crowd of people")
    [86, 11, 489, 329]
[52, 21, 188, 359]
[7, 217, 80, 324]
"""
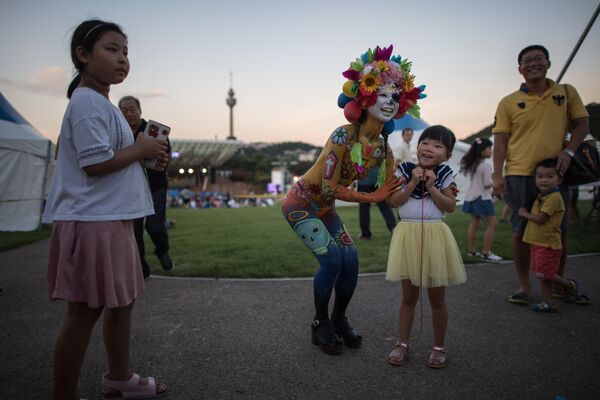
[166, 188, 277, 209]
[167, 188, 234, 208]
[40, 17, 594, 400]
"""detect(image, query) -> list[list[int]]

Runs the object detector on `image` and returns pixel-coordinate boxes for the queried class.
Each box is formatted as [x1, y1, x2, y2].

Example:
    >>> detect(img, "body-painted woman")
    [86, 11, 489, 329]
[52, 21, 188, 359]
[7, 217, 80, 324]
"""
[281, 45, 426, 355]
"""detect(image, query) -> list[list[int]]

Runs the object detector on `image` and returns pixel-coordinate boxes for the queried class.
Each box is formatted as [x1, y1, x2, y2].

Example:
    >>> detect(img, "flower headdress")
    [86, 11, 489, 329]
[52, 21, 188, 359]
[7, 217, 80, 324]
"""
[337, 45, 426, 132]
[337, 45, 426, 187]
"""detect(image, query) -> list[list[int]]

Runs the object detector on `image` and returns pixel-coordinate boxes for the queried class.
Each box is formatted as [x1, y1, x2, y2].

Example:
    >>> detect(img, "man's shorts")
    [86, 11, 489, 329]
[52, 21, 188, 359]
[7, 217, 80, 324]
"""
[504, 176, 569, 235]
[530, 244, 562, 279]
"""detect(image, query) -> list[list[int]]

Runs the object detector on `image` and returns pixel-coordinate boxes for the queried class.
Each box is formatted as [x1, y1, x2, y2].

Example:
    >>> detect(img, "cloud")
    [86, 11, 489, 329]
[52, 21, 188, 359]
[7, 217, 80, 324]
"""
[0, 67, 69, 97]
[133, 90, 169, 99]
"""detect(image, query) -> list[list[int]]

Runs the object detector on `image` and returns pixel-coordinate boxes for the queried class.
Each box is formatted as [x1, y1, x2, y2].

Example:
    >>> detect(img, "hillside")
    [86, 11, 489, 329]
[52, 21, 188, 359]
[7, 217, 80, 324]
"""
[221, 141, 321, 184]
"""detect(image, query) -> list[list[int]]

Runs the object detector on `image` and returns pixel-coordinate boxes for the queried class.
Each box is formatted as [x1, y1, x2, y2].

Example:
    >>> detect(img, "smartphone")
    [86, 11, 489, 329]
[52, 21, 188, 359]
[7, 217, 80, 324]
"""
[142, 119, 170, 168]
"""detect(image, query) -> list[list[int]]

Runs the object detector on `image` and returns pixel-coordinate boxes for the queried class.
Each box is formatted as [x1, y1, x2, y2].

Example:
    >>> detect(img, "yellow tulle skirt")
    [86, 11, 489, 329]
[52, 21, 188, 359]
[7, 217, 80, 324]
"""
[386, 221, 466, 287]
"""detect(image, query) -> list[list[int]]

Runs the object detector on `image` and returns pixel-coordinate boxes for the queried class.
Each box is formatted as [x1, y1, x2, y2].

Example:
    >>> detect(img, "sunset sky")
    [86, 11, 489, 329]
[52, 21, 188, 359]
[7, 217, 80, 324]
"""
[1, 0, 599, 146]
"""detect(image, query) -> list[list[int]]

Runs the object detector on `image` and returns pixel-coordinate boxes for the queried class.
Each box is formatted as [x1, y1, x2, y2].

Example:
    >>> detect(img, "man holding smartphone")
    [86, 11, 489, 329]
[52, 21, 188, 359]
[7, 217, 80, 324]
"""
[120, 95, 174, 278]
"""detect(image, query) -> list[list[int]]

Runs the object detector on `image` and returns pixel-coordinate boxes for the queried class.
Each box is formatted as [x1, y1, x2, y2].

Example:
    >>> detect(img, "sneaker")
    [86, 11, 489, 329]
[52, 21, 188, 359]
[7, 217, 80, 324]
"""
[531, 302, 558, 313]
[467, 250, 482, 257]
[158, 252, 174, 271]
[481, 252, 503, 262]
[358, 234, 371, 240]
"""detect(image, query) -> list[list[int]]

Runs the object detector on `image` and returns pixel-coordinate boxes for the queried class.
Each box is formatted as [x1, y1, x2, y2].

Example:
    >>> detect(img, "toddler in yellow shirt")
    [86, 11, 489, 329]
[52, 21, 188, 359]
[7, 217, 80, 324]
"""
[518, 158, 588, 312]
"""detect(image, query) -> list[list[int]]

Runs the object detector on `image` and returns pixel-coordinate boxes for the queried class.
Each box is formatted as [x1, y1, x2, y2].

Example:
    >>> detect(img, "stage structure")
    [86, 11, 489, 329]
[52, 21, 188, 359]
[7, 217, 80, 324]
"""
[168, 139, 243, 173]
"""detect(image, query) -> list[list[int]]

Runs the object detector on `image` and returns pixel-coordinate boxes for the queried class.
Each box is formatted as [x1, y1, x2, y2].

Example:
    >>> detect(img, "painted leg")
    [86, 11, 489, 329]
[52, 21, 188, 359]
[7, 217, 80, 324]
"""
[332, 243, 362, 348]
[311, 244, 344, 355]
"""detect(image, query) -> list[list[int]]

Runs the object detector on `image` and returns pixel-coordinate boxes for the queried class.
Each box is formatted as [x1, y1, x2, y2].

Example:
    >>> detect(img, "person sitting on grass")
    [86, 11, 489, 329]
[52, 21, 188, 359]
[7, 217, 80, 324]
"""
[518, 158, 590, 312]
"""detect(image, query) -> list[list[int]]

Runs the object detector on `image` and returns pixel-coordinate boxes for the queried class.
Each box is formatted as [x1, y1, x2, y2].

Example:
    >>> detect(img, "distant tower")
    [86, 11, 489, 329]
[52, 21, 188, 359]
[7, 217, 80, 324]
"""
[226, 72, 237, 140]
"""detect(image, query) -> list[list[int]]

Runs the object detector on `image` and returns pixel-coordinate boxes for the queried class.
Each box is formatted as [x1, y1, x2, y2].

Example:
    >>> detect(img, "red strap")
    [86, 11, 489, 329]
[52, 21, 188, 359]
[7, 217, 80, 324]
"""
[419, 179, 424, 335]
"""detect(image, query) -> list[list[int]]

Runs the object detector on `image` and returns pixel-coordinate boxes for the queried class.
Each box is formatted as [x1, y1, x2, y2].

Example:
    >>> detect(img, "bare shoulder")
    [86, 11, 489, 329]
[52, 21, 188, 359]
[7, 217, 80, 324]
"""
[328, 124, 357, 147]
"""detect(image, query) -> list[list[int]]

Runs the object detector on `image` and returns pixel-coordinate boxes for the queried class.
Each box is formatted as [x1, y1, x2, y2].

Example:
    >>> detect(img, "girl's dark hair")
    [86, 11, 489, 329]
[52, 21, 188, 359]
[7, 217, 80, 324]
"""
[459, 137, 493, 176]
[418, 125, 456, 156]
[67, 19, 126, 98]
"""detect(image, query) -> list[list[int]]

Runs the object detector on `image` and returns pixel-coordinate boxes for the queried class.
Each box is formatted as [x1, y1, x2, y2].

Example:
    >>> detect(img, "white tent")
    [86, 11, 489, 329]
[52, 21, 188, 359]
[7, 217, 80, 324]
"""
[0, 93, 53, 231]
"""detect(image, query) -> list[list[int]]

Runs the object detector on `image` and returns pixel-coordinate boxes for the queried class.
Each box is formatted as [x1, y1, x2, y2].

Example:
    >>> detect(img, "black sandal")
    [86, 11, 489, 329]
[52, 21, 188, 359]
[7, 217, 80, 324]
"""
[507, 292, 529, 305]
[311, 319, 343, 355]
[333, 316, 362, 349]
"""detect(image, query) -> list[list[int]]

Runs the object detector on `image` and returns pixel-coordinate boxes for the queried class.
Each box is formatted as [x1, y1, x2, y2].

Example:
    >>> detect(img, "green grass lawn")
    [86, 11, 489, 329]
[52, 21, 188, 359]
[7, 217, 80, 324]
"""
[152, 200, 599, 277]
[2, 201, 599, 278]
[0, 225, 52, 252]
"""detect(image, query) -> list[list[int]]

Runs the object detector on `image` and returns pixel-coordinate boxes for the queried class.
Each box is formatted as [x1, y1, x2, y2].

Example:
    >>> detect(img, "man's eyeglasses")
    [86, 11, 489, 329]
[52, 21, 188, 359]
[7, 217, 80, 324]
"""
[520, 55, 547, 66]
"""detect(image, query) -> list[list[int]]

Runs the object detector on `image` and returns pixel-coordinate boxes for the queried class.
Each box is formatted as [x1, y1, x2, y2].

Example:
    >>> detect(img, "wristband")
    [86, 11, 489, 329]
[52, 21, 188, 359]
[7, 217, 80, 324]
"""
[563, 149, 575, 158]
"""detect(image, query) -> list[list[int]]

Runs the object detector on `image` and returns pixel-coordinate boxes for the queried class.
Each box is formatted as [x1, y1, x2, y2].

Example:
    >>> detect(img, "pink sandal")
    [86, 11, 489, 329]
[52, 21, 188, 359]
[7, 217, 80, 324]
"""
[388, 341, 409, 366]
[427, 346, 447, 369]
[101, 373, 167, 399]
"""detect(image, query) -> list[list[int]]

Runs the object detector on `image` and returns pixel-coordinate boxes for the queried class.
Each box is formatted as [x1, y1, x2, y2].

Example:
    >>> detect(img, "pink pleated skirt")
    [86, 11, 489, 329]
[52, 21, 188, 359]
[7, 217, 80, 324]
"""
[47, 220, 145, 309]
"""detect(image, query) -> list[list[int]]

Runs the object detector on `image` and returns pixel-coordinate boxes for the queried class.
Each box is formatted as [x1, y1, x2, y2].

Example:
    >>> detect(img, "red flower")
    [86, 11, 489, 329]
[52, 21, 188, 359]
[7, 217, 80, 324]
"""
[374, 45, 393, 61]
[357, 88, 377, 108]
[397, 88, 421, 115]
[306, 182, 322, 195]
[342, 69, 360, 81]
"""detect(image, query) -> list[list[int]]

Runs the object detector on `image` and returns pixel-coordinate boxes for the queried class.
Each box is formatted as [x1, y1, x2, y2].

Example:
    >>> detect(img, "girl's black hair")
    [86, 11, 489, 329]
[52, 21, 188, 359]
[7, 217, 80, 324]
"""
[459, 137, 493, 176]
[417, 125, 456, 156]
[67, 19, 127, 98]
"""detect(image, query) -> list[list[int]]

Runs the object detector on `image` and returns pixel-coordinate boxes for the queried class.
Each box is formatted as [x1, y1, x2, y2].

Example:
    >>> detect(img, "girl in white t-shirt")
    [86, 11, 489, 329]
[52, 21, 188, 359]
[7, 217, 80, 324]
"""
[42, 19, 168, 399]
[459, 138, 502, 262]
[386, 125, 466, 369]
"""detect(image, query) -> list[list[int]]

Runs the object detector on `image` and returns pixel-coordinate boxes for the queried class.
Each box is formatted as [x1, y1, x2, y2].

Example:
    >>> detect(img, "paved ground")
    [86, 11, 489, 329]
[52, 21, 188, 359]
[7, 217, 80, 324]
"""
[0, 239, 599, 400]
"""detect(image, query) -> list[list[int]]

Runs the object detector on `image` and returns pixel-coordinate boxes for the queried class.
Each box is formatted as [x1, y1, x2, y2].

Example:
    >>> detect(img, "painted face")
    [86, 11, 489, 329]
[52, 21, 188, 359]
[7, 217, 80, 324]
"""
[417, 138, 448, 169]
[119, 98, 141, 130]
[80, 30, 130, 86]
[535, 165, 561, 192]
[518, 49, 549, 82]
[367, 84, 400, 122]
[294, 219, 330, 255]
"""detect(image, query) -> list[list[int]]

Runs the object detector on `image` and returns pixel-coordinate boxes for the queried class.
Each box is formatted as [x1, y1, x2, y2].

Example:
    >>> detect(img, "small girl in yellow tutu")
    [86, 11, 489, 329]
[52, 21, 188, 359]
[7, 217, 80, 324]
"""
[386, 125, 466, 369]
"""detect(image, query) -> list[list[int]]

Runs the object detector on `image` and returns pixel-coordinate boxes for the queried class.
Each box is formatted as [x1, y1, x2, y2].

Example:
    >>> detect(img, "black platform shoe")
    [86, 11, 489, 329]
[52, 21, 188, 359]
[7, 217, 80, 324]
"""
[333, 316, 363, 349]
[311, 319, 343, 355]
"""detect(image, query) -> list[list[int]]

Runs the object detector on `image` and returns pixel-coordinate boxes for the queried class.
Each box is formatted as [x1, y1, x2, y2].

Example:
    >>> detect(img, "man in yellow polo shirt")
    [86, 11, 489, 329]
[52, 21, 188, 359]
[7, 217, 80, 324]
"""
[491, 44, 589, 306]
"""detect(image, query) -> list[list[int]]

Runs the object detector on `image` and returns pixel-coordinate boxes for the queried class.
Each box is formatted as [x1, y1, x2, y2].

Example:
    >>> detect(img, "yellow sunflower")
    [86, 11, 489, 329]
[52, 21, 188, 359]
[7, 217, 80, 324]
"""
[376, 60, 390, 72]
[403, 74, 415, 92]
[359, 72, 381, 93]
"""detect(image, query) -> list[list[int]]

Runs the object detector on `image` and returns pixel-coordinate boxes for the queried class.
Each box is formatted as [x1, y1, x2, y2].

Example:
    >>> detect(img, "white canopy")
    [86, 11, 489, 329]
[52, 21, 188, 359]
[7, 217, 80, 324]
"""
[0, 93, 53, 231]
